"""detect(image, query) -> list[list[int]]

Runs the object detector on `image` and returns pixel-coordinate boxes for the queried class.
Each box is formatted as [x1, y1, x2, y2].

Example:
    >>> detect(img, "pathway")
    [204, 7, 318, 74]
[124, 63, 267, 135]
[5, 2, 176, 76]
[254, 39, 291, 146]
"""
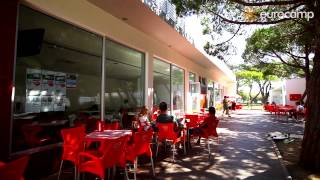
[142, 110, 304, 180]
[52, 110, 304, 180]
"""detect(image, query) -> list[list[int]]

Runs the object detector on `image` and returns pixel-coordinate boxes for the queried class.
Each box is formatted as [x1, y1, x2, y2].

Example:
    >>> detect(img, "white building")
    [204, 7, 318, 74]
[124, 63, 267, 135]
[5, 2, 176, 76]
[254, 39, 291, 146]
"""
[269, 78, 306, 106]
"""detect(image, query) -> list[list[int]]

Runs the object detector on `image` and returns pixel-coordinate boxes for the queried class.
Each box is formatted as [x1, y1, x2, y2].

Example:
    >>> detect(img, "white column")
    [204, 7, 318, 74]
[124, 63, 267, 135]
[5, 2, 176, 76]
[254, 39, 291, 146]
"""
[100, 37, 106, 121]
[144, 52, 153, 111]
[184, 70, 189, 113]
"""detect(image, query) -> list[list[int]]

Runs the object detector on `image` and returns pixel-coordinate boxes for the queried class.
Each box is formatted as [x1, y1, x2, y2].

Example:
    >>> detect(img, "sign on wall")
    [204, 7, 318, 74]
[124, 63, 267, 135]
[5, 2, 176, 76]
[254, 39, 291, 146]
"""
[25, 68, 77, 113]
[289, 94, 302, 101]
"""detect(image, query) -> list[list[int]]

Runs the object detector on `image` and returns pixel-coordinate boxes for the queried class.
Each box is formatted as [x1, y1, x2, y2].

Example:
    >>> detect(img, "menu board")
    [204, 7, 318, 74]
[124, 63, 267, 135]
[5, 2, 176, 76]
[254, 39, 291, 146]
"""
[54, 72, 66, 111]
[66, 74, 77, 88]
[26, 69, 41, 113]
[25, 68, 74, 113]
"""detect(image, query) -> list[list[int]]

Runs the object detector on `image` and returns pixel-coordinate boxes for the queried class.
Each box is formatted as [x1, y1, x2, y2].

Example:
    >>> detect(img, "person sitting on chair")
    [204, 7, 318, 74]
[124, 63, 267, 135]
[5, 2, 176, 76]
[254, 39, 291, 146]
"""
[189, 106, 219, 144]
[153, 102, 183, 133]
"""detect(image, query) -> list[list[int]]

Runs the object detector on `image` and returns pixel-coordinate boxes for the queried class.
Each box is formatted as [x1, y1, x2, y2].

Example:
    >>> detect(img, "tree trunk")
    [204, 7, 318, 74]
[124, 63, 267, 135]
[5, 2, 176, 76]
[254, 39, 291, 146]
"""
[299, 51, 320, 171]
[249, 84, 253, 109]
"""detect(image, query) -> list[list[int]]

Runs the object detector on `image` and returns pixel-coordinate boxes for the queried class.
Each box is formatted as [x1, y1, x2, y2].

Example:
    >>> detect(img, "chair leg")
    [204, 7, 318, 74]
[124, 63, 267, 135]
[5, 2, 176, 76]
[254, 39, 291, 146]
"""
[172, 144, 176, 162]
[150, 156, 155, 176]
[124, 167, 129, 180]
[207, 139, 211, 159]
[156, 142, 159, 158]
[183, 139, 187, 155]
[134, 157, 137, 180]
[164, 140, 167, 153]
[107, 168, 111, 180]
[112, 165, 116, 180]
[58, 160, 64, 180]
[74, 166, 77, 180]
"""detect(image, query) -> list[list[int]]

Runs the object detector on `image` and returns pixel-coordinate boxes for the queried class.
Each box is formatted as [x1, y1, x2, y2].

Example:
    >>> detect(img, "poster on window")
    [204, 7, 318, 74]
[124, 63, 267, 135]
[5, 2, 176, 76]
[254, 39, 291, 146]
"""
[55, 72, 66, 96]
[26, 68, 41, 95]
[40, 96, 54, 112]
[54, 72, 66, 111]
[41, 70, 55, 96]
[66, 74, 77, 88]
[25, 95, 41, 113]
[26, 69, 42, 112]
[54, 95, 66, 111]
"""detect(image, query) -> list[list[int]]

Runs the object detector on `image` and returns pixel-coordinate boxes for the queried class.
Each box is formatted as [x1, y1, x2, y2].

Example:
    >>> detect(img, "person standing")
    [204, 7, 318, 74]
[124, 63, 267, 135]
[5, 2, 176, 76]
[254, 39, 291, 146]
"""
[223, 96, 231, 117]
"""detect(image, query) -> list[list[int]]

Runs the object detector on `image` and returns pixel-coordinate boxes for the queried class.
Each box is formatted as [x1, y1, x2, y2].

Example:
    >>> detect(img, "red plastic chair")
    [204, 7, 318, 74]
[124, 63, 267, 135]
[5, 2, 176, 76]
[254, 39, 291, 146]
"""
[0, 156, 29, 180]
[200, 117, 219, 159]
[269, 105, 279, 115]
[155, 123, 186, 162]
[58, 126, 86, 180]
[126, 130, 155, 179]
[78, 136, 128, 179]
[103, 121, 120, 130]
[185, 114, 200, 128]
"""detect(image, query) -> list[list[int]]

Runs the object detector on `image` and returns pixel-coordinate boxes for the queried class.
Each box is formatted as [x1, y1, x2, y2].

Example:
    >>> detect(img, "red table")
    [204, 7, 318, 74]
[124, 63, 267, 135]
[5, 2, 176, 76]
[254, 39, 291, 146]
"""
[85, 130, 132, 142]
[277, 107, 295, 120]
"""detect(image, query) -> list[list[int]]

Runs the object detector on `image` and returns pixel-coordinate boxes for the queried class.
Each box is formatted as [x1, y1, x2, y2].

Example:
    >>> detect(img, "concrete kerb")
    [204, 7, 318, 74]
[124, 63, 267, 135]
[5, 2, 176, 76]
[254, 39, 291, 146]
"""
[270, 139, 293, 180]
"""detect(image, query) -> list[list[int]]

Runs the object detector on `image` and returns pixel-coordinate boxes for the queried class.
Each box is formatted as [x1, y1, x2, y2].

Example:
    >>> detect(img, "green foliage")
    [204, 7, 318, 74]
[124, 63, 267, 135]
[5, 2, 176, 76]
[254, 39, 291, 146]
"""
[242, 20, 312, 79]
[239, 90, 249, 101]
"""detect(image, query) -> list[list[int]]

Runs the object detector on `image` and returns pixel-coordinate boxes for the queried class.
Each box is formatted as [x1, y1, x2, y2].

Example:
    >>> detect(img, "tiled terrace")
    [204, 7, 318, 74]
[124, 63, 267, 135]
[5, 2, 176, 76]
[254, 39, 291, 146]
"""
[47, 110, 304, 180]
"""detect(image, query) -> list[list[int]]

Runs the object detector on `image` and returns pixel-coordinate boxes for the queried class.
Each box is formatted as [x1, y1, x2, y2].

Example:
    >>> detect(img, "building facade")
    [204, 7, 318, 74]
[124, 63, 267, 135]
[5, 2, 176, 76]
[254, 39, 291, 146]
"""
[0, 0, 235, 178]
[269, 78, 306, 106]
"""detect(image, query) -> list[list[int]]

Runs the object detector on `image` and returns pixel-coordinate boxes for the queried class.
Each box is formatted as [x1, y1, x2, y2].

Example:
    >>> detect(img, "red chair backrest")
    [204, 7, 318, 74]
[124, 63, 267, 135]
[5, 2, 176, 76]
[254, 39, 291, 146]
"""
[103, 122, 120, 130]
[101, 136, 128, 167]
[61, 127, 86, 163]
[185, 114, 199, 128]
[132, 130, 153, 157]
[202, 117, 219, 138]
[156, 123, 178, 142]
[0, 156, 29, 180]
[126, 130, 153, 162]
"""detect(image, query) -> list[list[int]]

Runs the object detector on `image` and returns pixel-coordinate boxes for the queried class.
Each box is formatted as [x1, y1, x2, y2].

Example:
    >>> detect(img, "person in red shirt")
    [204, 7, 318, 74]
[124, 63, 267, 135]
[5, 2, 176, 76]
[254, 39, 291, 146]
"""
[189, 106, 219, 144]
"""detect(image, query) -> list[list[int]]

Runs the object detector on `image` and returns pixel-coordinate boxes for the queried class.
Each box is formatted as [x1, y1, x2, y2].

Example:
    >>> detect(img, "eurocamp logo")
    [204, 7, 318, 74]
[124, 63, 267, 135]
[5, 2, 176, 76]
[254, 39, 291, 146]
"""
[244, 8, 314, 21]
[260, 11, 314, 21]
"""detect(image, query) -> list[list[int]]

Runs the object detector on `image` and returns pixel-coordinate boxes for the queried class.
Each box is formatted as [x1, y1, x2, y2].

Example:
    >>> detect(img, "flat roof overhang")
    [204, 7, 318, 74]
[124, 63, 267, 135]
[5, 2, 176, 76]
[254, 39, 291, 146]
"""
[88, 0, 236, 84]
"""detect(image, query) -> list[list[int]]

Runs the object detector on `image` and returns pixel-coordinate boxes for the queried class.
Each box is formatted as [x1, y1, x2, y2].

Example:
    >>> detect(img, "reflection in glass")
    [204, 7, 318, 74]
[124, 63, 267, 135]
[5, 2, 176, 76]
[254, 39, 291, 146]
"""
[12, 6, 102, 152]
[172, 65, 184, 112]
[153, 59, 170, 109]
[104, 40, 144, 128]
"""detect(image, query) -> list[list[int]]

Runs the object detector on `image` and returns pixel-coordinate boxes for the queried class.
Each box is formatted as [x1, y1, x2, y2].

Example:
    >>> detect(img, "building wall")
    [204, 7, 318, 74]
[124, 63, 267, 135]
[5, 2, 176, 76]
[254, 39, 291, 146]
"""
[285, 78, 306, 106]
[23, 0, 235, 111]
[0, 0, 19, 161]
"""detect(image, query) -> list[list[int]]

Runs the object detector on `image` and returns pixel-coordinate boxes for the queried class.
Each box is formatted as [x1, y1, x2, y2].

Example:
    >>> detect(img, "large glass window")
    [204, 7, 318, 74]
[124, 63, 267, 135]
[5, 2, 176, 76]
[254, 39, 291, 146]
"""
[153, 59, 185, 115]
[104, 40, 144, 128]
[153, 59, 171, 108]
[12, 6, 102, 152]
[172, 65, 184, 112]
[208, 80, 214, 107]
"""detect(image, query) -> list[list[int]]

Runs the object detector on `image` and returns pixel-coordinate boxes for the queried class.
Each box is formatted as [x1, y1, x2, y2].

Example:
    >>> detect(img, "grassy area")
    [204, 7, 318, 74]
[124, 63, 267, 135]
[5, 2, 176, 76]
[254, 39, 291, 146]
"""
[241, 104, 263, 110]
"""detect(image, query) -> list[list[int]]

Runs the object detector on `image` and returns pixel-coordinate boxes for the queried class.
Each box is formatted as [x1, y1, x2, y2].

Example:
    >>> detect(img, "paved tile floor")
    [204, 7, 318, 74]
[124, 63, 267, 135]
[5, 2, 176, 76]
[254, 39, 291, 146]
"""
[51, 110, 304, 180]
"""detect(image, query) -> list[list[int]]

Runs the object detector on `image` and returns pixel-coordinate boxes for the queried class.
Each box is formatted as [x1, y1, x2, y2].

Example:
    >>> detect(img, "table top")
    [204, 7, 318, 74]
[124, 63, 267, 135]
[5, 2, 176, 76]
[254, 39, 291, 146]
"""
[278, 107, 295, 111]
[85, 130, 132, 140]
